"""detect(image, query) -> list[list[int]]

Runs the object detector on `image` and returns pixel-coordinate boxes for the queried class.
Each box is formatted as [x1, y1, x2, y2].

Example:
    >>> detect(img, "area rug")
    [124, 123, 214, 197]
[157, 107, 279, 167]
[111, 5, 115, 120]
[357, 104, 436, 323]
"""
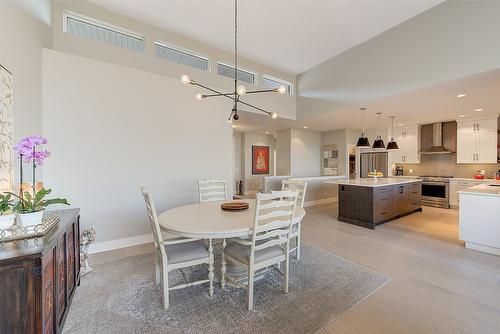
[63, 243, 389, 334]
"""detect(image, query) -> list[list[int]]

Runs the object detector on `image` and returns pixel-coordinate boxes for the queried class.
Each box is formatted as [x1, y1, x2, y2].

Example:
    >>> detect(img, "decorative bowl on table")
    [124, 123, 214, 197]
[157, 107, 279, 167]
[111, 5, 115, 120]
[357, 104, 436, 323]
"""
[367, 171, 384, 179]
[221, 201, 249, 211]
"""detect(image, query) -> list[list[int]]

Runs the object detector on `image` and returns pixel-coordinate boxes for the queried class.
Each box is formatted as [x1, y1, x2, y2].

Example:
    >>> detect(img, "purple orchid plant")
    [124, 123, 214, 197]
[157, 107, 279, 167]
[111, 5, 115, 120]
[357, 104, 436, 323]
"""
[9, 136, 69, 213]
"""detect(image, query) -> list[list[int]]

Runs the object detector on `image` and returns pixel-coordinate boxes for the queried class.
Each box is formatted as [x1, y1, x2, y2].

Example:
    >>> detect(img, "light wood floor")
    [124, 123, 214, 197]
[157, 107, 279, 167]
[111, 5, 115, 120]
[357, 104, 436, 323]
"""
[90, 204, 500, 333]
[306, 204, 500, 334]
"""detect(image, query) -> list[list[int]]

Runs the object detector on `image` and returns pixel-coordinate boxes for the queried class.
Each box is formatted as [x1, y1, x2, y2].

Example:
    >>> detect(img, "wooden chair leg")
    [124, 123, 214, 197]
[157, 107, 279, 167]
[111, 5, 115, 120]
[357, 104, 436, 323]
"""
[208, 239, 214, 297]
[161, 259, 169, 309]
[221, 238, 227, 289]
[247, 268, 255, 311]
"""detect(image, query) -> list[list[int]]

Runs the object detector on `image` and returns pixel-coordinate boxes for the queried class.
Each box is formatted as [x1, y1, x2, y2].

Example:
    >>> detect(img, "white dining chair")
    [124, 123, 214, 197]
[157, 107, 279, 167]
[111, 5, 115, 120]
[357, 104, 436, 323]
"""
[222, 190, 299, 310]
[197, 179, 228, 203]
[282, 179, 308, 260]
[140, 188, 214, 309]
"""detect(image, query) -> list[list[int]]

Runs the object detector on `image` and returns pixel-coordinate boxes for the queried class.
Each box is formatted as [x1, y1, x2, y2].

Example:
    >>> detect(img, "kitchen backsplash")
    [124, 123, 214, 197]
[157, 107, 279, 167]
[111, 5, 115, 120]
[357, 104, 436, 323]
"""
[395, 154, 500, 178]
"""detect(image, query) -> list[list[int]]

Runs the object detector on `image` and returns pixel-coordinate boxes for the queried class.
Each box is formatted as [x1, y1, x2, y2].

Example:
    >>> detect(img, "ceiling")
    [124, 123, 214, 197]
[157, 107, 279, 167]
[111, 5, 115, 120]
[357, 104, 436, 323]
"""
[89, 0, 443, 74]
[234, 68, 500, 134]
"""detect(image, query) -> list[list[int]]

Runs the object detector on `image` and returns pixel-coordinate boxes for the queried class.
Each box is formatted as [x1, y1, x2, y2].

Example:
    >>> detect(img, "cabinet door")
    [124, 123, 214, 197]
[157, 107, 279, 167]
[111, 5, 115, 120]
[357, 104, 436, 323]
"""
[56, 234, 66, 325]
[477, 131, 498, 163]
[457, 132, 476, 163]
[66, 224, 76, 299]
[457, 120, 476, 135]
[476, 118, 497, 133]
[0, 260, 35, 334]
[42, 248, 56, 334]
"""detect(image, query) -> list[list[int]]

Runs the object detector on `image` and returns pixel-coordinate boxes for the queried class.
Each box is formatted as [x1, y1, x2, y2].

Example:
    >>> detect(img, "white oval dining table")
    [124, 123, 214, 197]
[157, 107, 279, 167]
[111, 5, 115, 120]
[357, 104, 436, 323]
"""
[158, 199, 305, 239]
[158, 199, 306, 287]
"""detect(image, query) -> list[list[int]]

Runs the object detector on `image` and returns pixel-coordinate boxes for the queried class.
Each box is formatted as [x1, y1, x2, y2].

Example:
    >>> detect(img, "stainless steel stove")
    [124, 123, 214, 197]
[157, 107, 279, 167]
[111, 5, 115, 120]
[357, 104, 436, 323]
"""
[417, 176, 453, 208]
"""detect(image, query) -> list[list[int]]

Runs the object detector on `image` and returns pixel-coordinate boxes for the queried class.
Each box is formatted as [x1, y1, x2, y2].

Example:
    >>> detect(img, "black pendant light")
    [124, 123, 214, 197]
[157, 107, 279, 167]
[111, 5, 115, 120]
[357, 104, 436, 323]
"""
[372, 112, 385, 149]
[356, 107, 370, 147]
[386, 116, 399, 150]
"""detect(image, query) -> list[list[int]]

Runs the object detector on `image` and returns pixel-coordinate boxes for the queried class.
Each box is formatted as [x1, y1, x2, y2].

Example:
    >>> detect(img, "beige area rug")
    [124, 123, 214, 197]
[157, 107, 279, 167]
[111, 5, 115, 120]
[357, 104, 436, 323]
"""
[63, 243, 389, 334]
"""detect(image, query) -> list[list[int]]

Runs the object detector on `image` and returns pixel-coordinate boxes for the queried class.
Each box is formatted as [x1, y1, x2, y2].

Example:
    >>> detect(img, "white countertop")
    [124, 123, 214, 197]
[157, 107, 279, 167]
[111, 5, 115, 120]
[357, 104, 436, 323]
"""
[326, 177, 421, 187]
[451, 178, 494, 182]
[458, 182, 500, 197]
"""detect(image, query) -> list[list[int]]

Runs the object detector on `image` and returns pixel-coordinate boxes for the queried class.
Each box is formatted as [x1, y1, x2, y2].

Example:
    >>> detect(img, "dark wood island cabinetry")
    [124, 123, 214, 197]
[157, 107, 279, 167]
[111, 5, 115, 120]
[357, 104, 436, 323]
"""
[338, 179, 421, 229]
[0, 209, 80, 334]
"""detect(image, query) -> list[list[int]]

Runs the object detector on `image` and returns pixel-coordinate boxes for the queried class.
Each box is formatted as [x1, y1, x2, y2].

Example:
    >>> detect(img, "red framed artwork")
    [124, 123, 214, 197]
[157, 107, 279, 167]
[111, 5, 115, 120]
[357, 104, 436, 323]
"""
[252, 145, 270, 175]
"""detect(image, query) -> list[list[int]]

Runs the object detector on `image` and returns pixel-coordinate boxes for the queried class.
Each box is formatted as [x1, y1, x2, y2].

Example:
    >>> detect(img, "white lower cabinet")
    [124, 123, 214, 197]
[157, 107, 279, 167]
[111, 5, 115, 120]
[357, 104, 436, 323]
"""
[450, 179, 490, 208]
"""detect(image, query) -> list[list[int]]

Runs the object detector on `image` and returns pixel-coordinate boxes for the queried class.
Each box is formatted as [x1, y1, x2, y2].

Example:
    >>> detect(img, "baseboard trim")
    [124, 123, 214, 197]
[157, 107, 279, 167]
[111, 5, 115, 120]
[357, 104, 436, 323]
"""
[465, 241, 500, 256]
[89, 233, 152, 254]
[304, 197, 338, 208]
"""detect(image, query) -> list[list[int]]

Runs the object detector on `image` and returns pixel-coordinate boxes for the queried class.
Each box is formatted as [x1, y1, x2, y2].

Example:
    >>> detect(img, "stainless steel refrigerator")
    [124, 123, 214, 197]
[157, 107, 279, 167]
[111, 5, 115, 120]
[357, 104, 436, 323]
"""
[360, 152, 388, 178]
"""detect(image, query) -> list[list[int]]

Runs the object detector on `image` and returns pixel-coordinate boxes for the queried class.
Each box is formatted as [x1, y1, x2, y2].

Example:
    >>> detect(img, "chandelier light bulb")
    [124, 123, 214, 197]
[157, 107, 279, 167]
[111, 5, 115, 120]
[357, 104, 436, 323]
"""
[196, 93, 203, 101]
[277, 85, 287, 94]
[271, 112, 278, 119]
[180, 74, 190, 85]
[227, 118, 233, 124]
[237, 85, 247, 96]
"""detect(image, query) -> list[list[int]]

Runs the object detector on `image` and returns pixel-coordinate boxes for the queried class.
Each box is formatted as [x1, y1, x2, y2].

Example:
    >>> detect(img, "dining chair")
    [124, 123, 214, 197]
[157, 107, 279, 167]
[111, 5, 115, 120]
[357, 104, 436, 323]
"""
[198, 179, 228, 203]
[140, 188, 214, 309]
[282, 179, 308, 260]
[222, 190, 299, 310]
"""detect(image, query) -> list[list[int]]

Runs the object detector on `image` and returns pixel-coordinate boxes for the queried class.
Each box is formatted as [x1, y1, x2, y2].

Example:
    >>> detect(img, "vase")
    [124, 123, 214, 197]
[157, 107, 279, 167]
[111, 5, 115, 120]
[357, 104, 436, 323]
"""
[0, 214, 16, 230]
[16, 211, 44, 226]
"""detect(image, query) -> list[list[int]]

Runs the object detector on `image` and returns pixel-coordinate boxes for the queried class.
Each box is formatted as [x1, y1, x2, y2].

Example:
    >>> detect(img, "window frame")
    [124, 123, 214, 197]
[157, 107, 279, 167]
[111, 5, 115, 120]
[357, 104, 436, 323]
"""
[216, 61, 258, 85]
[154, 41, 210, 72]
[262, 74, 294, 95]
[63, 11, 145, 48]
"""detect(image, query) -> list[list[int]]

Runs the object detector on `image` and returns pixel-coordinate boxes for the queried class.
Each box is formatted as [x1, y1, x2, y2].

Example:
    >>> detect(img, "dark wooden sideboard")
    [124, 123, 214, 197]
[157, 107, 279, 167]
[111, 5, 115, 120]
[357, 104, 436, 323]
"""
[0, 209, 80, 334]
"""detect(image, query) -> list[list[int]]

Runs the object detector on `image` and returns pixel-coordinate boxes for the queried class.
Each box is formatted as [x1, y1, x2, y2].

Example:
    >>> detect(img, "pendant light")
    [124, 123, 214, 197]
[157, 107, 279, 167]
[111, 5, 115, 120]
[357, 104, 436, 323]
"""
[386, 116, 399, 150]
[356, 107, 370, 147]
[372, 112, 385, 149]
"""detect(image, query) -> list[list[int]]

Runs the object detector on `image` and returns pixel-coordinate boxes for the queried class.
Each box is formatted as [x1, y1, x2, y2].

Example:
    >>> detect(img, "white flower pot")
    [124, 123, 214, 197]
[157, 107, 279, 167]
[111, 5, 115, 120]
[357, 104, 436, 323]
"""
[0, 214, 15, 230]
[16, 211, 44, 226]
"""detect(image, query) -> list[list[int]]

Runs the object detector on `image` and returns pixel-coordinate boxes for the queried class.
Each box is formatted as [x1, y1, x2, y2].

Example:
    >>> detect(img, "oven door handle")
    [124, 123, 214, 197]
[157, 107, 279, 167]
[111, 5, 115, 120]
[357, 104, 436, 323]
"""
[421, 181, 448, 186]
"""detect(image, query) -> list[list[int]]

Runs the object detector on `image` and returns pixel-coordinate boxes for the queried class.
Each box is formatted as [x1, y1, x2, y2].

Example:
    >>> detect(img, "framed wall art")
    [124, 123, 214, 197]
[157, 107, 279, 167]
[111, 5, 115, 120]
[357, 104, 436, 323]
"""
[0, 65, 14, 193]
[252, 145, 269, 175]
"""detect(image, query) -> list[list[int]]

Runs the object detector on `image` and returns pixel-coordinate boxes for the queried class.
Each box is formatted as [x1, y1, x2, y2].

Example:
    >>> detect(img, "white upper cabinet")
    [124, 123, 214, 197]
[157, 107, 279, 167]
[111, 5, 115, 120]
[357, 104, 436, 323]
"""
[456, 116, 498, 163]
[390, 125, 420, 164]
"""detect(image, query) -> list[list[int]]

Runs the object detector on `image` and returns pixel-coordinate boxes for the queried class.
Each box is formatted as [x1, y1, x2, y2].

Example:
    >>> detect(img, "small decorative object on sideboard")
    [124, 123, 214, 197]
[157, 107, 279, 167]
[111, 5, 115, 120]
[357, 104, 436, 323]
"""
[5, 136, 69, 228]
[0, 193, 15, 230]
[80, 226, 96, 276]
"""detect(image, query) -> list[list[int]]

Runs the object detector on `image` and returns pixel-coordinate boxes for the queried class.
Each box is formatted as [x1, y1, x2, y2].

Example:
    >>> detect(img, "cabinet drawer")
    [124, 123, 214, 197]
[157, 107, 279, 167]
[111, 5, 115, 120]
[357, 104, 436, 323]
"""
[374, 187, 392, 200]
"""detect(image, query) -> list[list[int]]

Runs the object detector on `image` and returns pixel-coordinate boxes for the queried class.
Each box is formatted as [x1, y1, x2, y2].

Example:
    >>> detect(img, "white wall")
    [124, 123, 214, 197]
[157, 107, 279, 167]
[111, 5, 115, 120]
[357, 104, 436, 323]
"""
[290, 129, 321, 177]
[51, 0, 297, 121]
[42, 49, 234, 243]
[241, 132, 275, 193]
[0, 0, 52, 182]
[276, 129, 291, 176]
[233, 132, 242, 191]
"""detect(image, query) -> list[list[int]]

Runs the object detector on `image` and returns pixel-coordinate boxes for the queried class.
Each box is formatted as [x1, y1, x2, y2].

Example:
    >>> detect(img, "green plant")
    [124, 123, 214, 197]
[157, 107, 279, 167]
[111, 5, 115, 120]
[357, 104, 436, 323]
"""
[0, 194, 13, 215]
[8, 188, 69, 214]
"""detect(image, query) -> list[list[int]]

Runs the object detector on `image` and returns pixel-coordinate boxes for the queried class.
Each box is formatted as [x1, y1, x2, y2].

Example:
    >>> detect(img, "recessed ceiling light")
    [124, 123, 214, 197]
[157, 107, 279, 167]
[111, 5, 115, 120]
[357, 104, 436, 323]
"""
[474, 108, 483, 112]
[303, 126, 308, 129]
[265, 131, 269, 134]
[457, 94, 466, 98]
[398, 123, 405, 126]
[458, 114, 466, 118]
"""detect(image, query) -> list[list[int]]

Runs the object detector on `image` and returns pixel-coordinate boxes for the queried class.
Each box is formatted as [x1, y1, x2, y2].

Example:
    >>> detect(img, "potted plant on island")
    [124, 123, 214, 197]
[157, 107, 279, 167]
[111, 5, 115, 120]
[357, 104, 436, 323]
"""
[0, 194, 15, 230]
[8, 136, 69, 226]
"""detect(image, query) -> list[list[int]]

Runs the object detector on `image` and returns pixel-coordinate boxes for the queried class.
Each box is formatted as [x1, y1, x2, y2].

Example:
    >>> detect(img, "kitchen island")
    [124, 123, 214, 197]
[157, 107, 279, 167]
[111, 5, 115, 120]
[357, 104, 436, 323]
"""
[459, 182, 500, 256]
[327, 178, 422, 229]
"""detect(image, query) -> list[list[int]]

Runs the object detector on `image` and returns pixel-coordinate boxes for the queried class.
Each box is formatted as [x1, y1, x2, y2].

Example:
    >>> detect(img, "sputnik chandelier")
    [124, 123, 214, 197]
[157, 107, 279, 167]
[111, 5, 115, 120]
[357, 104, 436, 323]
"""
[180, 0, 287, 123]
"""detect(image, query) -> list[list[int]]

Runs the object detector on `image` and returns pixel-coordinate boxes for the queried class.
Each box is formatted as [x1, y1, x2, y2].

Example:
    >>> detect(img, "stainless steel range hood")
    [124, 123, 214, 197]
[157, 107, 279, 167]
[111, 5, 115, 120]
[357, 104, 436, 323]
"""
[419, 122, 454, 155]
